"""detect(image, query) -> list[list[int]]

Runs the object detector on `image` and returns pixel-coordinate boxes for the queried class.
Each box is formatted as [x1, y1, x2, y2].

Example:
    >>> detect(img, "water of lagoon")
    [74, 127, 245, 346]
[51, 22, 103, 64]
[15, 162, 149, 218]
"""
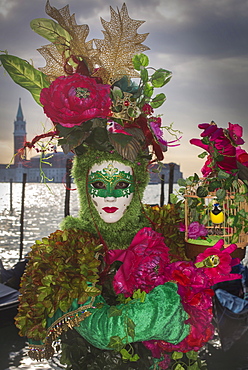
[0, 182, 168, 269]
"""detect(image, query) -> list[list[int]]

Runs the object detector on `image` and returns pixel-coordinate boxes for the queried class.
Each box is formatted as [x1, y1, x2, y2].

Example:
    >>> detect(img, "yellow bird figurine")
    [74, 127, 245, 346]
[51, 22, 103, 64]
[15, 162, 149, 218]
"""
[210, 203, 224, 234]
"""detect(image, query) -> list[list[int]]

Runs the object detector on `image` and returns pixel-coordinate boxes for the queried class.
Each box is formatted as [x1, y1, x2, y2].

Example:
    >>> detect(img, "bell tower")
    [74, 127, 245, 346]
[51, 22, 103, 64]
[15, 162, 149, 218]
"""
[13, 98, 27, 165]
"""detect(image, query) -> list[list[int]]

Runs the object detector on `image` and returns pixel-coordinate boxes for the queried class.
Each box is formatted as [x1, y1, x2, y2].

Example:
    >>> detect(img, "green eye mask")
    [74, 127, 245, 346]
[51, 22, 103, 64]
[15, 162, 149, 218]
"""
[88, 163, 134, 198]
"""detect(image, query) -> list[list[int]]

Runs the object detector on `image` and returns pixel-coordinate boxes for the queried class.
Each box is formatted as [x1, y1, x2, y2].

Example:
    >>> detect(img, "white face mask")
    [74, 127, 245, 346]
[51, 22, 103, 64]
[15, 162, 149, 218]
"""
[88, 161, 134, 223]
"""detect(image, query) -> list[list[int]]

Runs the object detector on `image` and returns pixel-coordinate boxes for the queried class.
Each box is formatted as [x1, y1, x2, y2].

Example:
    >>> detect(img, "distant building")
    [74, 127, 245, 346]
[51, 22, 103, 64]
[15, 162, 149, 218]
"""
[148, 163, 183, 184]
[0, 100, 183, 183]
[0, 99, 74, 183]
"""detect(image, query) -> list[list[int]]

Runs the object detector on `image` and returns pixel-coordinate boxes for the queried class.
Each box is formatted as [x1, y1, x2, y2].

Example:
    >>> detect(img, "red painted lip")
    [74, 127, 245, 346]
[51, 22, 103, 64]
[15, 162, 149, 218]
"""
[102, 207, 118, 213]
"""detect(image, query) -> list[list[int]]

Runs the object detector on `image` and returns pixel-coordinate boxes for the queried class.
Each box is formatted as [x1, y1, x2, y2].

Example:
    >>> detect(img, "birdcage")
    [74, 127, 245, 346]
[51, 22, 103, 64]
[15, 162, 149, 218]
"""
[184, 178, 248, 260]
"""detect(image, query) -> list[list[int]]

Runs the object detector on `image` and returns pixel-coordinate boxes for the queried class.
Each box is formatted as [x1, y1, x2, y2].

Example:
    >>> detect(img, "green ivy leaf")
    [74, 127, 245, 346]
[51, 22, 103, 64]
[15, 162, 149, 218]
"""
[120, 348, 132, 360]
[107, 336, 124, 351]
[132, 53, 149, 70]
[150, 68, 172, 88]
[127, 317, 136, 340]
[150, 93, 166, 108]
[108, 306, 123, 317]
[129, 353, 140, 362]
[0, 54, 50, 105]
[132, 289, 146, 302]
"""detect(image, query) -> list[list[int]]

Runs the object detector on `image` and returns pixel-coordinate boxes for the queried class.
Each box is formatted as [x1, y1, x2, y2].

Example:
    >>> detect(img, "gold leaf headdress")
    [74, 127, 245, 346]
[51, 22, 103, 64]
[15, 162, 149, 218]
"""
[0, 1, 178, 165]
[37, 1, 149, 84]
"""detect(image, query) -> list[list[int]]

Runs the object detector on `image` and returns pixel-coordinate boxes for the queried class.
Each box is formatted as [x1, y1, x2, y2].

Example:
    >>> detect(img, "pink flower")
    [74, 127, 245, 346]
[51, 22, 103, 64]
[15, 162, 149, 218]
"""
[40, 74, 112, 128]
[188, 221, 208, 239]
[105, 227, 170, 297]
[195, 239, 241, 285]
[228, 122, 244, 146]
[179, 222, 186, 232]
[149, 117, 168, 151]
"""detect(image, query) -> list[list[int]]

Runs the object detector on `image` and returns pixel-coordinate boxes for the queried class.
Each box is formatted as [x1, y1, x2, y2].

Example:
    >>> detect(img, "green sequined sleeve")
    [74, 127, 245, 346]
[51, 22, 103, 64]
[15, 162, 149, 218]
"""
[75, 282, 189, 349]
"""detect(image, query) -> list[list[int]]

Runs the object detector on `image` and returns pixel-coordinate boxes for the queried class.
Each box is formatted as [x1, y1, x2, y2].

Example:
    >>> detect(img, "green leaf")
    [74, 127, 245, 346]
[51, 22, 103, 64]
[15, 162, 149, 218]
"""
[226, 215, 236, 227]
[132, 53, 149, 71]
[217, 169, 230, 179]
[150, 68, 172, 88]
[216, 188, 226, 200]
[198, 151, 208, 159]
[108, 306, 123, 317]
[174, 364, 185, 370]
[120, 348, 132, 360]
[193, 173, 200, 183]
[127, 317, 136, 340]
[170, 193, 178, 204]
[84, 285, 101, 295]
[150, 93, 166, 108]
[0, 54, 50, 105]
[129, 353, 140, 362]
[132, 289, 146, 302]
[172, 351, 183, 360]
[59, 300, 71, 312]
[143, 82, 154, 98]
[196, 186, 208, 198]
[30, 18, 71, 53]
[109, 133, 133, 148]
[208, 180, 221, 192]
[107, 336, 124, 351]
[186, 351, 198, 360]
[140, 68, 148, 83]
[178, 178, 187, 186]
[188, 363, 201, 370]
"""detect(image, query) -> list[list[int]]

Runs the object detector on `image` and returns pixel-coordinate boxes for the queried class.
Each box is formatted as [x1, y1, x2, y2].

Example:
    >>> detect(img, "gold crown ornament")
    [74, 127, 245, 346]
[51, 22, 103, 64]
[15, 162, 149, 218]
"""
[0, 1, 181, 164]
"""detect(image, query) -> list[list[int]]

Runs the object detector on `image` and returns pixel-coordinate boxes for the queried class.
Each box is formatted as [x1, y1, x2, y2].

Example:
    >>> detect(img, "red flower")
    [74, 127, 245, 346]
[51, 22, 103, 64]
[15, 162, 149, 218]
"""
[195, 239, 241, 285]
[236, 146, 248, 166]
[190, 122, 246, 176]
[142, 103, 154, 115]
[105, 227, 170, 296]
[40, 74, 112, 128]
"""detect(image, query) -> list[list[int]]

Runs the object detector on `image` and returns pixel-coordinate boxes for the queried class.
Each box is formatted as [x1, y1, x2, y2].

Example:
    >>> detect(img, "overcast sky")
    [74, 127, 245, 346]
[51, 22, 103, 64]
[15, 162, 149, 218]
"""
[0, 0, 247, 177]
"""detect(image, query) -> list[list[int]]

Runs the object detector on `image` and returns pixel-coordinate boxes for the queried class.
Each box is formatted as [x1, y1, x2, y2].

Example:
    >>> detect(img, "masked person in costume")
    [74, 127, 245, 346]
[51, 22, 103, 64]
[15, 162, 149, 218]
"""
[0, 2, 242, 369]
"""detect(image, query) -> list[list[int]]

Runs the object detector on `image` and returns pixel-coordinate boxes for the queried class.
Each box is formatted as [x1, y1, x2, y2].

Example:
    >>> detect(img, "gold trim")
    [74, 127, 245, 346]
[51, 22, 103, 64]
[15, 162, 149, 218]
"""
[28, 297, 96, 361]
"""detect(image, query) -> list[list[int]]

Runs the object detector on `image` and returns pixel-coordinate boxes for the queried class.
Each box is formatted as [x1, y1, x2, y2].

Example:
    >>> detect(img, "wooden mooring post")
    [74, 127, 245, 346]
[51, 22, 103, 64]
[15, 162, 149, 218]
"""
[160, 174, 165, 207]
[19, 173, 27, 260]
[10, 178, 13, 213]
[168, 163, 175, 204]
[64, 159, 72, 217]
